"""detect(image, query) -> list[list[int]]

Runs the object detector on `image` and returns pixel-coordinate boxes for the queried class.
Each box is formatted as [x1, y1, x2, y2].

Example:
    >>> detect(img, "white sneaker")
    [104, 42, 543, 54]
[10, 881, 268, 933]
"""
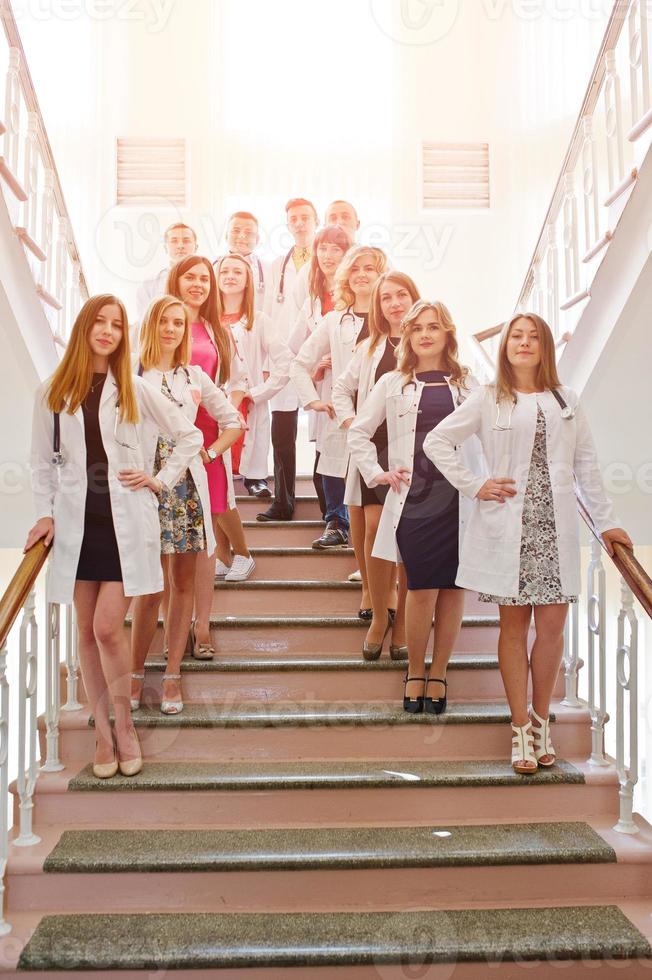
[215, 559, 231, 578]
[225, 554, 256, 582]
[348, 569, 362, 582]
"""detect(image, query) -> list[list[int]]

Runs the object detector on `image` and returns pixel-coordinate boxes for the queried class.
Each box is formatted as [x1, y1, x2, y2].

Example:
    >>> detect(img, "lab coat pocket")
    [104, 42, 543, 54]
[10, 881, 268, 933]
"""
[477, 498, 507, 538]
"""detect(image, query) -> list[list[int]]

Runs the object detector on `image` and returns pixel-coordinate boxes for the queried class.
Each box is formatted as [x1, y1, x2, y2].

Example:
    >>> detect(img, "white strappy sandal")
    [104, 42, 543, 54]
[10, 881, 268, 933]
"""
[130, 672, 145, 711]
[160, 673, 183, 715]
[511, 721, 538, 774]
[530, 707, 556, 767]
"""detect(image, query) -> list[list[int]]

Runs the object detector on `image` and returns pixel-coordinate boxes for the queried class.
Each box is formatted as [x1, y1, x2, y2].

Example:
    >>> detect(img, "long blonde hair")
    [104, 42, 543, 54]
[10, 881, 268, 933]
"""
[396, 300, 469, 389]
[139, 296, 191, 371]
[495, 312, 561, 403]
[214, 253, 255, 331]
[333, 245, 387, 311]
[366, 271, 420, 355]
[166, 255, 232, 385]
[46, 294, 138, 423]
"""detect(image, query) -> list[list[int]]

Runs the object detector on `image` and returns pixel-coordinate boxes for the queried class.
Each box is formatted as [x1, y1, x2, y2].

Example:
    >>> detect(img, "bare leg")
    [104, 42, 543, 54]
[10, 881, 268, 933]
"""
[129, 590, 162, 704]
[497, 604, 533, 728]
[348, 504, 370, 611]
[217, 507, 250, 558]
[74, 581, 114, 765]
[92, 581, 140, 764]
[214, 524, 231, 568]
[363, 503, 395, 646]
[194, 515, 220, 646]
[427, 588, 465, 699]
[530, 603, 568, 762]
[391, 564, 408, 648]
[404, 588, 438, 701]
[163, 552, 198, 703]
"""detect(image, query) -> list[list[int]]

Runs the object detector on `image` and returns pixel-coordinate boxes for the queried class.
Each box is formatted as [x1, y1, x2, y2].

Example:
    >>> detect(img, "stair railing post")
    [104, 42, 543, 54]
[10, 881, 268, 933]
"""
[62, 603, 81, 713]
[562, 171, 579, 301]
[40, 168, 55, 296]
[628, 0, 650, 129]
[13, 590, 41, 847]
[3, 48, 21, 177]
[614, 580, 639, 834]
[545, 224, 559, 336]
[0, 638, 11, 934]
[587, 538, 609, 767]
[21, 110, 38, 241]
[41, 567, 64, 772]
[562, 598, 582, 708]
[55, 216, 69, 339]
[581, 115, 600, 254]
[604, 49, 625, 193]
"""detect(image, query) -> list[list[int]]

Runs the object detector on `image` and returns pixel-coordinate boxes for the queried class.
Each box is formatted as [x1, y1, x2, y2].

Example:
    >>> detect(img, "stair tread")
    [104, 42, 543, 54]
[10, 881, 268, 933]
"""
[236, 495, 317, 503]
[19, 905, 651, 970]
[243, 519, 324, 527]
[68, 757, 584, 792]
[126, 613, 499, 629]
[215, 579, 360, 589]
[249, 546, 355, 556]
[42, 821, 614, 873]
[117, 700, 549, 728]
[142, 652, 499, 672]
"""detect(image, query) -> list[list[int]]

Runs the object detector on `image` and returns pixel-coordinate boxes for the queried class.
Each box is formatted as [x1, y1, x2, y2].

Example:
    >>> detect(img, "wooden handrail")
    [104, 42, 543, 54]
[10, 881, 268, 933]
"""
[577, 495, 652, 619]
[0, 0, 89, 300]
[0, 539, 50, 650]
[473, 323, 503, 344]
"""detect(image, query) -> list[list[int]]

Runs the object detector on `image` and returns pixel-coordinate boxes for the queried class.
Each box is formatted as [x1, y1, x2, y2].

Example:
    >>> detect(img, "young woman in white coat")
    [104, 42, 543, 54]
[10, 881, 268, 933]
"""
[291, 245, 388, 582]
[26, 295, 202, 778]
[214, 253, 292, 499]
[288, 224, 352, 519]
[166, 256, 252, 657]
[424, 313, 632, 772]
[332, 271, 420, 658]
[348, 301, 478, 713]
[130, 297, 242, 714]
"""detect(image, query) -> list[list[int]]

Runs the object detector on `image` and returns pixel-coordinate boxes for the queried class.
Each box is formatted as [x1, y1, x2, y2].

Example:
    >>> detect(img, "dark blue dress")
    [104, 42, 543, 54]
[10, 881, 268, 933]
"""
[395, 371, 460, 590]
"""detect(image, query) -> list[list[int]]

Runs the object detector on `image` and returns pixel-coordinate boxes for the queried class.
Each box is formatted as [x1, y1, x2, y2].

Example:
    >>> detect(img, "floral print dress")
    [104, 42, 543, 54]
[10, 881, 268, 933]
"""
[479, 405, 578, 606]
[154, 374, 206, 555]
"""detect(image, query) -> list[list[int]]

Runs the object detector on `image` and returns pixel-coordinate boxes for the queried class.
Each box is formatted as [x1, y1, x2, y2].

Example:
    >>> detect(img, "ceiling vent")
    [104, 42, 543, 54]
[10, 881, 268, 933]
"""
[116, 138, 187, 206]
[421, 141, 490, 209]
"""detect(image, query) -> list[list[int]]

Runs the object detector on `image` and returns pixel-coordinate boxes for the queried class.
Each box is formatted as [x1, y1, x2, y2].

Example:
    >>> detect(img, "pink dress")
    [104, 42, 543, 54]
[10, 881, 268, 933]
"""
[190, 321, 229, 514]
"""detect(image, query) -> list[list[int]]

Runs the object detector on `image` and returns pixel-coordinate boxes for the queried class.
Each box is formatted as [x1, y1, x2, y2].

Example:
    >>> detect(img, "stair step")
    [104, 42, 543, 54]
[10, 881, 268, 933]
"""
[144, 652, 499, 672]
[42, 821, 614, 874]
[235, 495, 321, 519]
[243, 521, 327, 546]
[17, 906, 652, 972]
[246, 547, 357, 580]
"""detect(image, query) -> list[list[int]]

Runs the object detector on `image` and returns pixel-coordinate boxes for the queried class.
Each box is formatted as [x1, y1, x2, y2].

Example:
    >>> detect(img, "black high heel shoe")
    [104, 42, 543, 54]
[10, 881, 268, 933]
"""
[403, 675, 426, 714]
[424, 677, 448, 716]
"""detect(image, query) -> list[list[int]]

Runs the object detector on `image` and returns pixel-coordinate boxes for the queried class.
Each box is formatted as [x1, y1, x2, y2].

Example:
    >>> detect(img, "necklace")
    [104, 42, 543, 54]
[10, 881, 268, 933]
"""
[88, 374, 106, 395]
[387, 336, 400, 349]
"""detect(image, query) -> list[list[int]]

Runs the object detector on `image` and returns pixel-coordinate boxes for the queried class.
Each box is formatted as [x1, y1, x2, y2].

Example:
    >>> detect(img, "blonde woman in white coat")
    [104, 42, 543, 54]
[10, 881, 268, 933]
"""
[26, 295, 202, 778]
[332, 271, 420, 658]
[215, 253, 292, 497]
[424, 313, 632, 773]
[130, 297, 243, 714]
[348, 301, 478, 715]
[291, 245, 388, 584]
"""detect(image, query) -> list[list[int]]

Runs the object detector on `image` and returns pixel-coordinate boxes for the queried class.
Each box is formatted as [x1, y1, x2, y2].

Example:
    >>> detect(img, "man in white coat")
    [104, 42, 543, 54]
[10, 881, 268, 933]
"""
[135, 222, 198, 319]
[217, 211, 269, 313]
[258, 197, 317, 521]
[291, 200, 361, 318]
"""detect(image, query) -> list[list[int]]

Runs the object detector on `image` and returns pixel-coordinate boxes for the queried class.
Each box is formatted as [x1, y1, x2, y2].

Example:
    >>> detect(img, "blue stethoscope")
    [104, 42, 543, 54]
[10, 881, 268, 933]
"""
[493, 388, 575, 430]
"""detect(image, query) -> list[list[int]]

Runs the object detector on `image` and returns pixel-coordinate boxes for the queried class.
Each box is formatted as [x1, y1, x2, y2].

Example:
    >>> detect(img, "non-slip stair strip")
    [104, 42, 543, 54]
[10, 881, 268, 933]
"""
[125, 613, 500, 628]
[68, 758, 584, 792]
[142, 652, 499, 672]
[249, 547, 355, 555]
[43, 822, 613, 872]
[215, 579, 361, 589]
[103, 701, 538, 728]
[18, 906, 651, 970]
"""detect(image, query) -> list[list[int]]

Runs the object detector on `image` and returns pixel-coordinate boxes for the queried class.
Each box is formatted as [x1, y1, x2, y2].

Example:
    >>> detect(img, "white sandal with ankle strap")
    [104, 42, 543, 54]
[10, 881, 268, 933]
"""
[130, 672, 145, 711]
[160, 673, 183, 715]
[511, 721, 538, 774]
[530, 707, 556, 767]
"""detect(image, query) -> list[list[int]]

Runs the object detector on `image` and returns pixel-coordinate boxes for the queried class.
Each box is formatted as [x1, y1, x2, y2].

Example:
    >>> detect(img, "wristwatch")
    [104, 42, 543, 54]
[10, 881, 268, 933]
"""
[206, 448, 218, 463]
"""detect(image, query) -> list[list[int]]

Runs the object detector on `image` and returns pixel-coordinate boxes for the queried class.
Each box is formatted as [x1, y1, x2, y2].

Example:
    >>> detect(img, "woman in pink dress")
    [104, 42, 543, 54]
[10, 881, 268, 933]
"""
[167, 256, 254, 657]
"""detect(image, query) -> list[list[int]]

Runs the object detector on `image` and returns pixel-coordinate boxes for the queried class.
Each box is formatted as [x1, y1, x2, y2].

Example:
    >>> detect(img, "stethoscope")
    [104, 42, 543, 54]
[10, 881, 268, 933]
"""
[137, 362, 191, 408]
[397, 377, 467, 419]
[493, 388, 576, 431]
[253, 255, 265, 293]
[51, 385, 141, 464]
[275, 248, 294, 304]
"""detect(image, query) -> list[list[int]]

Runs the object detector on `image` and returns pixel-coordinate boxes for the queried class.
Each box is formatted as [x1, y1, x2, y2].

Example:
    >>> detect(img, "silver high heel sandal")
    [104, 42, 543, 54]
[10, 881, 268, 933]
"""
[511, 721, 538, 774]
[530, 707, 556, 767]
[130, 672, 145, 711]
[160, 673, 183, 715]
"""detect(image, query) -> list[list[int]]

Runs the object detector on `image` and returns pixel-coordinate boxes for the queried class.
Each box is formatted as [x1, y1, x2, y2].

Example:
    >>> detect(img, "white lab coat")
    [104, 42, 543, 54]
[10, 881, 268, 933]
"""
[423, 385, 617, 598]
[290, 307, 365, 477]
[190, 318, 249, 510]
[332, 336, 398, 506]
[30, 369, 203, 605]
[215, 253, 269, 313]
[139, 364, 242, 556]
[135, 268, 170, 320]
[347, 370, 481, 564]
[265, 250, 303, 413]
[288, 296, 325, 445]
[229, 312, 292, 479]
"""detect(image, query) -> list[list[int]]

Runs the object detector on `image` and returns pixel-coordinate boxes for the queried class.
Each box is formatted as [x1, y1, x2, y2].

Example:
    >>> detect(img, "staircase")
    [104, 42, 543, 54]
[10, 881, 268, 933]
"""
[3, 482, 652, 978]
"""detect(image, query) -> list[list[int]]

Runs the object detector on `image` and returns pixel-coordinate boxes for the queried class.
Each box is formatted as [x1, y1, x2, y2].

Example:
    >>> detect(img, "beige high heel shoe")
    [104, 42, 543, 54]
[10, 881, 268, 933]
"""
[115, 727, 142, 777]
[93, 738, 118, 780]
[189, 621, 214, 661]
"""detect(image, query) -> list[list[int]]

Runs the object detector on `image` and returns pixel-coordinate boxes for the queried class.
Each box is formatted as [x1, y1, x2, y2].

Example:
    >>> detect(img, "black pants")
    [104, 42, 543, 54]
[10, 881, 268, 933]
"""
[313, 450, 327, 521]
[271, 409, 298, 516]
